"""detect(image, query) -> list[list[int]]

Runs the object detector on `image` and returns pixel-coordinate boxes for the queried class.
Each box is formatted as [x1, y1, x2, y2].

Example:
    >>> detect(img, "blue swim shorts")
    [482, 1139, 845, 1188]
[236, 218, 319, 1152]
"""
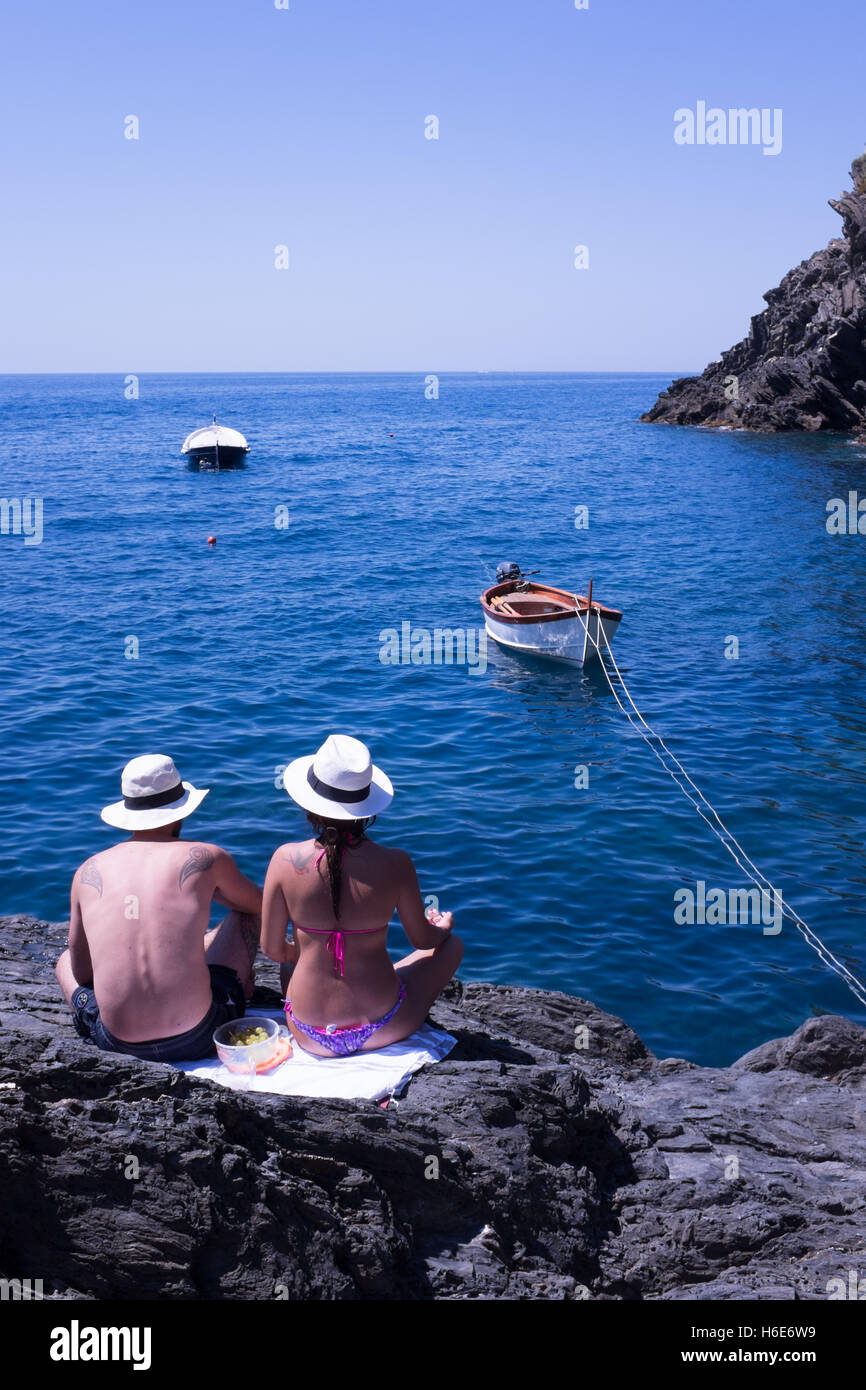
[70, 964, 245, 1062]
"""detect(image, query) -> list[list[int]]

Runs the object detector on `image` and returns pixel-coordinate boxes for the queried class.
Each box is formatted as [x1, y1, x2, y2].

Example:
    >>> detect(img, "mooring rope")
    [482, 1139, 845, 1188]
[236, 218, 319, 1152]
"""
[581, 610, 866, 1011]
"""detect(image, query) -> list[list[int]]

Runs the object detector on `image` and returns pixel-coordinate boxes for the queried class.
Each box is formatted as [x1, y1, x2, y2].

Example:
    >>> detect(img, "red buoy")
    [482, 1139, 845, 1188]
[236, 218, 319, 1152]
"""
[207, 535, 216, 546]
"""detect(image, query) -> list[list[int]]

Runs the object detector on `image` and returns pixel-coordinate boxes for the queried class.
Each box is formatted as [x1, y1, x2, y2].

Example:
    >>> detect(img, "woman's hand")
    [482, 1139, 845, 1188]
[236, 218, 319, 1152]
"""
[396, 853, 455, 950]
[426, 907, 455, 933]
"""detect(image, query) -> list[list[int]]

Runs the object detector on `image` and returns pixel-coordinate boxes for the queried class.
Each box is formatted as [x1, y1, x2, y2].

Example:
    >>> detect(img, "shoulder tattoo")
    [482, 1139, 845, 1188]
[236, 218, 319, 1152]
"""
[80, 859, 103, 897]
[282, 844, 315, 874]
[178, 845, 216, 889]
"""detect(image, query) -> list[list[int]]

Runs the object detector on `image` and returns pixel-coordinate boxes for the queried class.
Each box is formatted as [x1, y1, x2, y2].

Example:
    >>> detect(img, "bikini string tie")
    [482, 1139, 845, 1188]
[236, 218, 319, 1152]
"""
[327, 930, 345, 977]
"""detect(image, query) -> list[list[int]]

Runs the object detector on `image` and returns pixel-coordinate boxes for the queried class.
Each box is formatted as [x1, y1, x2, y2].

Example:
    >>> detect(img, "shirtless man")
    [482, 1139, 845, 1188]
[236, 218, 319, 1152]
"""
[55, 754, 262, 1062]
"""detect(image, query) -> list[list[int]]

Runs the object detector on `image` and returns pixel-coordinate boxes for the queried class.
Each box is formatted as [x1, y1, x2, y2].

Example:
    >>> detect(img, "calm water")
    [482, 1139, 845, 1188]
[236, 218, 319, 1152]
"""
[2, 372, 865, 1064]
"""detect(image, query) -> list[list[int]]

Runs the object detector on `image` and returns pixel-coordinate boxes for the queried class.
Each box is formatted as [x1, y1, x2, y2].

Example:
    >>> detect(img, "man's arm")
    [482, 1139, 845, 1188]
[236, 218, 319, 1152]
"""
[261, 852, 298, 964]
[209, 847, 263, 916]
[69, 871, 94, 986]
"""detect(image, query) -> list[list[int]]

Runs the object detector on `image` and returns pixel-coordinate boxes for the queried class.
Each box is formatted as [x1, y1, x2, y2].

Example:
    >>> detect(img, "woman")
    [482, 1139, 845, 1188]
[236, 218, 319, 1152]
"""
[262, 733, 463, 1057]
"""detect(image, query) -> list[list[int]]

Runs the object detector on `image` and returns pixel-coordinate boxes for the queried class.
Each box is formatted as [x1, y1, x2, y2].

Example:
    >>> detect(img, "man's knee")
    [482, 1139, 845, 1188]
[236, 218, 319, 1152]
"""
[223, 910, 259, 939]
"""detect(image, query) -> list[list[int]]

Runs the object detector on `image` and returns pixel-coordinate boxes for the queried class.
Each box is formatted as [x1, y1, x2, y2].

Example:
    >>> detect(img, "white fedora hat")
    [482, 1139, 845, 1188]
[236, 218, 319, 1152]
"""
[101, 754, 209, 831]
[282, 734, 393, 821]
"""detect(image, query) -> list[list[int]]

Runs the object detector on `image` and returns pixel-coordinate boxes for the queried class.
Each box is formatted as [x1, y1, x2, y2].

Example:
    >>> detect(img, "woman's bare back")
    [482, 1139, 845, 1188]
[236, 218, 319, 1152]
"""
[275, 837, 406, 1024]
[262, 834, 463, 1053]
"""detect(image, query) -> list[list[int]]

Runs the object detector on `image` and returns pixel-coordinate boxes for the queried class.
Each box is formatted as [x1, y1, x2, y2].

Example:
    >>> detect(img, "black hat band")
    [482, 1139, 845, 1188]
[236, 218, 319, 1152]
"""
[124, 780, 186, 810]
[307, 766, 371, 804]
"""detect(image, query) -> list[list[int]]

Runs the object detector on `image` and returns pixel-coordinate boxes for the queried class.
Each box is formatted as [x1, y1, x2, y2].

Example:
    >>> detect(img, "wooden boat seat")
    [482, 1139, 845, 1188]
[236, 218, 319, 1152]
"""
[488, 590, 578, 617]
[505, 595, 572, 616]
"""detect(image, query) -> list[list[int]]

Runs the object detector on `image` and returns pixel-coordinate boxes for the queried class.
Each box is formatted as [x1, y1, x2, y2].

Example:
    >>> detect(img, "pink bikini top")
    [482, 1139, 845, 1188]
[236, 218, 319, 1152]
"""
[290, 847, 387, 978]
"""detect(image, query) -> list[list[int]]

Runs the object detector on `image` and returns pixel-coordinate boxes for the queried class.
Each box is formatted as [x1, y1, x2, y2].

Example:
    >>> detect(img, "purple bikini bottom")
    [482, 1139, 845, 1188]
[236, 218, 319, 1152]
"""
[284, 983, 407, 1058]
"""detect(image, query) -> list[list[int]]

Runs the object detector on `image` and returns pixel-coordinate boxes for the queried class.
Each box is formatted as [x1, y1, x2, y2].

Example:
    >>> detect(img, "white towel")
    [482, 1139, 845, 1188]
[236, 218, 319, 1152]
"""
[175, 1007, 456, 1101]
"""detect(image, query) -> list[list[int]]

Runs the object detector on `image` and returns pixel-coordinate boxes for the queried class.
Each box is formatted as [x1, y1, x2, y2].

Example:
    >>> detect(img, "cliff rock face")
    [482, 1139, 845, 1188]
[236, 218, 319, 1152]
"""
[1, 915, 865, 1300]
[642, 161, 866, 432]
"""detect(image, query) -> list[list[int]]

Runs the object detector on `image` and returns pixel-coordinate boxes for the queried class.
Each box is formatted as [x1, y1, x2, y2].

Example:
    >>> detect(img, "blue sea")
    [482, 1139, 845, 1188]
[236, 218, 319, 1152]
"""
[2, 372, 865, 1065]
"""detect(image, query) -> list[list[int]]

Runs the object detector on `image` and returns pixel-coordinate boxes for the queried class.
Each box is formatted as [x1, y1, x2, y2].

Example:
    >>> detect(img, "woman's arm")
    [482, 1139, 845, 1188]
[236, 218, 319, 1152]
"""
[261, 851, 299, 964]
[395, 851, 454, 950]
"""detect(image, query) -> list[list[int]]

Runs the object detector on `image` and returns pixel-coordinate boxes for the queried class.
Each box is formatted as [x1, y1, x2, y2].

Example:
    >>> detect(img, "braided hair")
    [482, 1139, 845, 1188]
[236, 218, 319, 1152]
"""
[306, 811, 376, 920]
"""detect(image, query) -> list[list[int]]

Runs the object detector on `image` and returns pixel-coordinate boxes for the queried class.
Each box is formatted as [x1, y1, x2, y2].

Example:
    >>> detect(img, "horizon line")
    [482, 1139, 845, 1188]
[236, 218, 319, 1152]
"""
[0, 368, 695, 378]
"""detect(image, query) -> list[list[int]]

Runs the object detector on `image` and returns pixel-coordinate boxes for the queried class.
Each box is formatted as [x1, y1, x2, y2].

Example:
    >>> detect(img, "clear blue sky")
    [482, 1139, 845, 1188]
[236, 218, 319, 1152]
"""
[0, 0, 863, 372]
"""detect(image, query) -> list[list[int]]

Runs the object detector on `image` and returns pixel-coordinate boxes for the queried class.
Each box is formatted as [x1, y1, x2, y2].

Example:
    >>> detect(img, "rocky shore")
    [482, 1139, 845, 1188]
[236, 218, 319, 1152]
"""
[1, 914, 864, 1300]
[641, 157, 866, 433]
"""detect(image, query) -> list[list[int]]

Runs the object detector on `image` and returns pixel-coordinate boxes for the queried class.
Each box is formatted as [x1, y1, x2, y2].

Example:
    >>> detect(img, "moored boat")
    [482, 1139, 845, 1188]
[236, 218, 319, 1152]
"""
[181, 416, 249, 469]
[480, 562, 622, 665]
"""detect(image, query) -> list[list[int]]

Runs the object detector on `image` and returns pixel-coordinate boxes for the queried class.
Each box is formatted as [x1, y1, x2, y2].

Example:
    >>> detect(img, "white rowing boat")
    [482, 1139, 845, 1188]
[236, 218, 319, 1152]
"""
[480, 563, 622, 665]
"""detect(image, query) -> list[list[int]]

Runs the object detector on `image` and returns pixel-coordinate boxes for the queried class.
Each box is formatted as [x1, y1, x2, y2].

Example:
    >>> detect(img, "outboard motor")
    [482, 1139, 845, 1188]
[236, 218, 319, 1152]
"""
[496, 561, 523, 584]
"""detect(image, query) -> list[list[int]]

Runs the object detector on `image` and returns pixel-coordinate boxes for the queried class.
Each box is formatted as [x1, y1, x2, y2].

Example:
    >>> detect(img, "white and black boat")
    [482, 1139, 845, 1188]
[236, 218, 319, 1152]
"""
[181, 416, 249, 469]
[481, 562, 622, 665]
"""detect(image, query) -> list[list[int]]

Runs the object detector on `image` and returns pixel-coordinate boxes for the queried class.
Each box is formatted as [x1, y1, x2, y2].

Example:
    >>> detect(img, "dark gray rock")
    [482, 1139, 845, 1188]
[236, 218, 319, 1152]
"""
[1, 916, 864, 1300]
[733, 1014, 866, 1081]
[641, 159, 866, 433]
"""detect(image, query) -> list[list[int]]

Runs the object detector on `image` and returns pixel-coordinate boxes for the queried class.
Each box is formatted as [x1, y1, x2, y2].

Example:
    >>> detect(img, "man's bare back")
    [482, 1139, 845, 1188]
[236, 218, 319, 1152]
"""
[65, 835, 261, 1042]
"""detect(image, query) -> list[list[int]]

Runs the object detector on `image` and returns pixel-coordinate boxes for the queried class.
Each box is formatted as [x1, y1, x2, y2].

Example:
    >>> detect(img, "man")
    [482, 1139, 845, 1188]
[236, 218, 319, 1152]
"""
[55, 754, 262, 1062]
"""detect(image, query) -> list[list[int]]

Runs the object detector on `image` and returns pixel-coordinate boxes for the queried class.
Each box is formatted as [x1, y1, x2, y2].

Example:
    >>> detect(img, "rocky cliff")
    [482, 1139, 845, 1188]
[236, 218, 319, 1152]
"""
[1, 914, 865, 1300]
[641, 158, 866, 432]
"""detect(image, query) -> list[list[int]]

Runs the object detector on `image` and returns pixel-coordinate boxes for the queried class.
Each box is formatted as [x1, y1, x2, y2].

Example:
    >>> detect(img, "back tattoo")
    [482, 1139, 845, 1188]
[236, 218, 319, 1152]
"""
[81, 859, 103, 896]
[282, 844, 315, 873]
[178, 845, 215, 889]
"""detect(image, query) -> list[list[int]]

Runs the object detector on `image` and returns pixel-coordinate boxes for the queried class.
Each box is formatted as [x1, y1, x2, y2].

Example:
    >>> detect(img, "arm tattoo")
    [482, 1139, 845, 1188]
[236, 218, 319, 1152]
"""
[239, 913, 260, 974]
[81, 860, 103, 897]
[178, 845, 215, 889]
[283, 845, 315, 873]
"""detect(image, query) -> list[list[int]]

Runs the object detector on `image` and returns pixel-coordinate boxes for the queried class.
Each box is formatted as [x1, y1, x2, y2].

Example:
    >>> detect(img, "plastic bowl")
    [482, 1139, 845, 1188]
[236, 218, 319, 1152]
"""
[214, 1016, 283, 1073]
